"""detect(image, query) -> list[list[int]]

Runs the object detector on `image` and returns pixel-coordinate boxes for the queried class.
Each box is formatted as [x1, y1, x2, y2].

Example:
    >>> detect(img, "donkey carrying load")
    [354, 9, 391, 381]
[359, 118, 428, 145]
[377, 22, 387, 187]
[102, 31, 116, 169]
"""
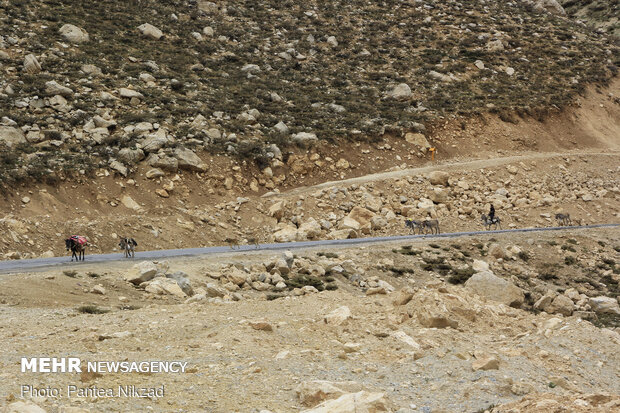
[65, 235, 87, 261]
[119, 237, 137, 258]
[555, 213, 572, 227]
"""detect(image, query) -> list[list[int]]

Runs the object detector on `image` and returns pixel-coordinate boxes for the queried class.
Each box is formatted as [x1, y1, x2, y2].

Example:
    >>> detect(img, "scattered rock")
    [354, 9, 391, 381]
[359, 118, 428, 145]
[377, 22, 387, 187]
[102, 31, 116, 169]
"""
[589, 296, 620, 315]
[324, 306, 351, 325]
[138, 23, 163, 39]
[301, 391, 390, 413]
[23, 54, 41, 74]
[464, 270, 524, 308]
[126, 261, 158, 284]
[0, 126, 27, 147]
[387, 83, 412, 100]
[472, 352, 500, 371]
[59, 24, 90, 43]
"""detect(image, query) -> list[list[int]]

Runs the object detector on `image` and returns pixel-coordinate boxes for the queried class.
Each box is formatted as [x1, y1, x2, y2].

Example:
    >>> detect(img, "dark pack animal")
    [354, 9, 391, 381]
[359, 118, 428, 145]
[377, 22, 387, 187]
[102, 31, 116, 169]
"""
[119, 237, 137, 258]
[405, 219, 424, 234]
[555, 213, 572, 227]
[422, 219, 441, 235]
[481, 214, 501, 230]
[65, 236, 87, 261]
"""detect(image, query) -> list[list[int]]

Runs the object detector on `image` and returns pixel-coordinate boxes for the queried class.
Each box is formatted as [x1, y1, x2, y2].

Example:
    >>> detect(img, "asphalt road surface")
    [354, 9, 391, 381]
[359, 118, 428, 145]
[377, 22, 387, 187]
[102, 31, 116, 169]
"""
[0, 224, 617, 274]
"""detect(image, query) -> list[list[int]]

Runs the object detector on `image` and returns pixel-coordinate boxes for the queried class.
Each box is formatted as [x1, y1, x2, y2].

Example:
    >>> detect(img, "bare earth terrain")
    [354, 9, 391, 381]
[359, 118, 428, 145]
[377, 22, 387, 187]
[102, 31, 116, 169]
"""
[0, 15, 619, 412]
[0, 227, 619, 412]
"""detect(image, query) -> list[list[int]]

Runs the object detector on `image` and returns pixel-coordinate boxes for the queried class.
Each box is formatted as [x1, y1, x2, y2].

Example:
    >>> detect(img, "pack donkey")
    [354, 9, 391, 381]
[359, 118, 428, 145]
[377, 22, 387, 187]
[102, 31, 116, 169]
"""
[65, 236, 87, 261]
[422, 219, 441, 235]
[481, 214, 501, 230]
[119, 237, 138, 258]
[405, 219, 424, 234]
[555, 213, 572, 227]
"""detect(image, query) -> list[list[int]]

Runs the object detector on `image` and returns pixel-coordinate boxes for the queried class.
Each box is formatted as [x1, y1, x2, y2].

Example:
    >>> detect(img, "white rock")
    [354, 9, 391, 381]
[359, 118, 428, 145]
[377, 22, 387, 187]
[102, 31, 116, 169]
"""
[126, 261, 158, 284]
[589, 296, 620, 315]
[387, 83, 412, 100]
[324, 306, 351, 325]
[464, 270, 524, 307]
[0, 126, 27, 147]
[59, 24, 89, 43]
[138, 23, 163, 40]
[23, 54, 41, 74]
[301, 391, 390, 413]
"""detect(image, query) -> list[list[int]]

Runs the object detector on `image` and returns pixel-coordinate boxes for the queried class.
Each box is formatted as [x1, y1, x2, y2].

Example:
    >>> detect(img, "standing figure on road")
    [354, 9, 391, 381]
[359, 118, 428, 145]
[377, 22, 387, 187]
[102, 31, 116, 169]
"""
[489, 204, 495, 222]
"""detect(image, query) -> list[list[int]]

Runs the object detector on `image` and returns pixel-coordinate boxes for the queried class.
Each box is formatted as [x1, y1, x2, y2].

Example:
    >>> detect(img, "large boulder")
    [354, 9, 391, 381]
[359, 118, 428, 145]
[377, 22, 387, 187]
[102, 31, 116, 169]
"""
[464, 270, 524, 308]
[301, 391, 390, 413]
[144, 277, 186, 297]
[547, 294, 574, 316]
[59, 24, 89, 43]
[174, 148, 207, 172]
[137, 23, 163, 39]
[23, 54, 41, 74]
[0, 126, 26, 147]
[45, 80, 74, 97]
[121, 195, 141, 211]
[6, 401, 47, 413]
[292, 132, 318, 144]
[225, 267, 249, 286]
[296, 381, 347, 407]
[273, 224, 298, 243]
[126, 261, 158, 284]
[589, 296, 620, 315]
[428, 171, 449, 186]
[387, 83, 412, 100]
[429, 187, 449, 204]
[148, 155, 178, 172]
[166, 271, 194, 296]
[141, 131, 169, 152]
[117, 148, 145, 164]
[119, 88, 144, 99]
[268, 201, 286, 221]
[532, 0, 565, 15]
[324, 306, 351, 325]
[405, 132, 431, 152]
[347, 206, 375, 227]
[298, 218, 322, 240]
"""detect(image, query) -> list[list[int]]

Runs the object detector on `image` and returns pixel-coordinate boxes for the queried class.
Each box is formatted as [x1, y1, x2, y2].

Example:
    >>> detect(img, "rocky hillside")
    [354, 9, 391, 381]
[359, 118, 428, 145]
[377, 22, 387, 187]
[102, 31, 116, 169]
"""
[0, 0, 618, 187]
[560, 0, 620, 37]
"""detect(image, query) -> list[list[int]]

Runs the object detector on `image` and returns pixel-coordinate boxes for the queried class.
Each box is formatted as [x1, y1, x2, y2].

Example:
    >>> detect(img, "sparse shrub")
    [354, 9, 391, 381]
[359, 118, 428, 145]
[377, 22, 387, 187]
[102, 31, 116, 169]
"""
[266, 293, 285, 301]
[317, 252, 339, 259]
[447, 267, 475, 284]
[564, 256, 577, 266]
[118, 305, 140, 311]
[518, 251, 530, 262]
[387, 266, 415, 277]
[77, 305, 109, 314]
[286, 275, 324, 291]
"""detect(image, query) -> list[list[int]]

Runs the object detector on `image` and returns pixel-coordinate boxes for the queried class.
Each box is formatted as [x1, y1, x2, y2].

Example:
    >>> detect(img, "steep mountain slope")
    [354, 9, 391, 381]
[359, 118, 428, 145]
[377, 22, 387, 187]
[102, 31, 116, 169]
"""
[0, 0, 618, 187]
[561, 0, 620, 36]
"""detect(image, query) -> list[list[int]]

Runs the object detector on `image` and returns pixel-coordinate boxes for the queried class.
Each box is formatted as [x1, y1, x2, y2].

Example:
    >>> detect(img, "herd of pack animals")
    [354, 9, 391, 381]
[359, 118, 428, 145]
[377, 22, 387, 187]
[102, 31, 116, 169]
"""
[63, 212, 574, 261]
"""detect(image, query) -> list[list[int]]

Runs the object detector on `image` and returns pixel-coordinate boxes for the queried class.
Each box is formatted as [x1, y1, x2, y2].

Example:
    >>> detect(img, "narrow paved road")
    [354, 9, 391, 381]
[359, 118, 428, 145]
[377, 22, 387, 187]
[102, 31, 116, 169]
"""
[0, 224, 616, 274]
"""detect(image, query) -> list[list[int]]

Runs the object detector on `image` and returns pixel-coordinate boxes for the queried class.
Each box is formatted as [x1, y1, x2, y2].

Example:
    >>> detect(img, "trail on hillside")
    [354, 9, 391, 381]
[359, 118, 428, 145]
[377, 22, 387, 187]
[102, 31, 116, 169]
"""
[267, 150, 620, 198]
